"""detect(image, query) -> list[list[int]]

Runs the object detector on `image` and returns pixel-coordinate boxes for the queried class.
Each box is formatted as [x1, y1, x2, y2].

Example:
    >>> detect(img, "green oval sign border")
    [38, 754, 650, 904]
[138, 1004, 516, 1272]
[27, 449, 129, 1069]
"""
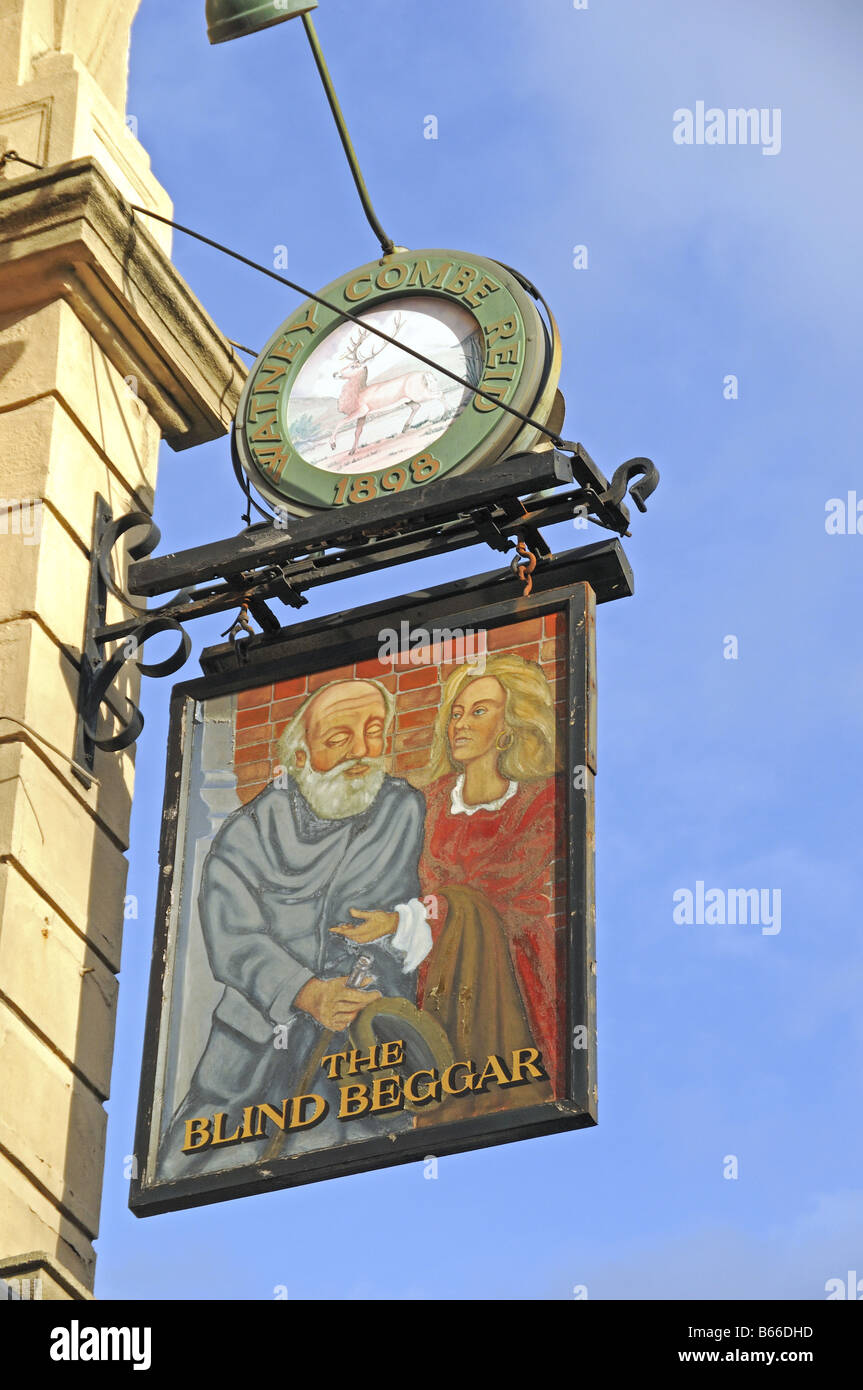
[233, 249, 553, 514]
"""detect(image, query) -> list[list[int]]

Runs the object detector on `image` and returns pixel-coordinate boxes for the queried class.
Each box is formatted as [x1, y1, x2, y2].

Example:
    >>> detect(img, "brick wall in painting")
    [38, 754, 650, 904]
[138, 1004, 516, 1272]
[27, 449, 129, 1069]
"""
[230, 611, 569, 938]
[232, 611, 567, 802]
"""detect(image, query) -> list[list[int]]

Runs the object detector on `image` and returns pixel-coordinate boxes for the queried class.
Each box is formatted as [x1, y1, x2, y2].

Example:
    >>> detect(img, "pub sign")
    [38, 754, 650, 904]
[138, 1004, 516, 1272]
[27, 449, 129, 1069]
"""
[130, 568, 597, 1212]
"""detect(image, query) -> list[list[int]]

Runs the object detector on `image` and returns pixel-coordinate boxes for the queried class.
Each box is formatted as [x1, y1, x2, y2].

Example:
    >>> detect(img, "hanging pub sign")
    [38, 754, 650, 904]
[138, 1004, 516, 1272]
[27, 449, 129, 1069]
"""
[129, 561, 598, 1213]
[69, 0, 661, 1222]
[232, 249, 562, 515]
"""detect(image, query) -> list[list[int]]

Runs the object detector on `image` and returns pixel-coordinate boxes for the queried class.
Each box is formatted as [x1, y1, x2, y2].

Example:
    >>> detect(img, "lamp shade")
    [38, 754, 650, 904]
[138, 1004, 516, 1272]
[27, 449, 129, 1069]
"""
[206, 0, 318, 45]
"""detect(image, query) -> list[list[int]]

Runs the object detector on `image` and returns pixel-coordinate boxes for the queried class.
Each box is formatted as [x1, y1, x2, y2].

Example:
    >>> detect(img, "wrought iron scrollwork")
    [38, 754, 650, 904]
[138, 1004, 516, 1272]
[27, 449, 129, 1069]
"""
[73, 500, 194, 783]
[79, 615, 192, 756]
[96, 511, 161, 611]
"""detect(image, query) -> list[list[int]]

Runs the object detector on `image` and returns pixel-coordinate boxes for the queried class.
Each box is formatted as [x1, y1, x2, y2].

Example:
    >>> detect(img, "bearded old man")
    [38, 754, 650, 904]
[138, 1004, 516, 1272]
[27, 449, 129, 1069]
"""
[158, 679, 431, 1178]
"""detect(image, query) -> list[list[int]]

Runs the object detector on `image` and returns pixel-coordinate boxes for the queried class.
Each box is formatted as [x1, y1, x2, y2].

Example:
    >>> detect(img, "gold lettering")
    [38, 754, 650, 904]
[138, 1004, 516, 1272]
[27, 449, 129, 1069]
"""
[182, 1116, 211, 1152]
[255, 362, 287, 389]
[321, 1050, 350, 1080]
[255, 443, 291, 477]
[345, 275, 373, 302]
[380, 1040, 405, 1067]
[346, 1046, 381, 1076]
[339, 1082, 370, 1118]
[464, 274, 501, 308]
[289, 1093, 327, 1129]
[370, 1076, 403, 1113]
[212, 1111, 242, 1145]
[474, 1055, 511, 1092]
[289, 305, 319, 336]
[441, 1061, 476, 1096]
[376, 263, 409, 290]
[239, 1106, 257, 1140]
[446, 264, 478, 297]
[248, 395, 277, 422]
[474, 382, 508, 413]
[407, 260, 453, 289]
[403, 1069, 441, 1106]
[250, 418, 281, 442]
[489, 345, 519, 368]
[270, 335, 304, 364]
[485, 316, 518, 346]
[509, 1048, 546, 1083]
[255, 1100, 290, 1135]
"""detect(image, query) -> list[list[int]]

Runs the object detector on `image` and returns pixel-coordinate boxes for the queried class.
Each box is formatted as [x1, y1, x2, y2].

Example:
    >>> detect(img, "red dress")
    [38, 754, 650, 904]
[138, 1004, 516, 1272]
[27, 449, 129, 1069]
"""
[418, 774, 565, 1094]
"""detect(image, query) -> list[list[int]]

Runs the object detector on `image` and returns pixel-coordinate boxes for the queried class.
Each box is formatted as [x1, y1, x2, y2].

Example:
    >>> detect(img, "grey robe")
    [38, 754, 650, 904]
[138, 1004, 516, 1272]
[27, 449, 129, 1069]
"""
[158, 774, 425, 1179]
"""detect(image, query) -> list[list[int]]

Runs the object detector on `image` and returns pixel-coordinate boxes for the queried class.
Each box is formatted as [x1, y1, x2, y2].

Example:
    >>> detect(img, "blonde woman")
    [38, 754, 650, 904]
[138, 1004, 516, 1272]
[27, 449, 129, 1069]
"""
[413, 652, 565, 1108]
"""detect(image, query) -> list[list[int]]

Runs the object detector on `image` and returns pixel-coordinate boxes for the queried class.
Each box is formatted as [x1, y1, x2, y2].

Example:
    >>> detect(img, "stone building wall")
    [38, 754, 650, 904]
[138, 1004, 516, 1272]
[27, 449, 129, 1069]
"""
[0, 1, 244, 1296]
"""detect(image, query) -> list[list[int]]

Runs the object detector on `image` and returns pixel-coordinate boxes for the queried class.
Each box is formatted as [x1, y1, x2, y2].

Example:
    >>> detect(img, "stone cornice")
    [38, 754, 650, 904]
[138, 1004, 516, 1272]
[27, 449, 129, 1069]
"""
[0, 1249, 94, 1301]
[0, 157, 246, 449]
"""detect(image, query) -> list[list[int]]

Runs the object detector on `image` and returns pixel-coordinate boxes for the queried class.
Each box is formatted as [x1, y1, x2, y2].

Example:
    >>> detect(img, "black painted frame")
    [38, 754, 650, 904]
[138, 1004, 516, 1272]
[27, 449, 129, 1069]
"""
[129, 563, 602, 1216]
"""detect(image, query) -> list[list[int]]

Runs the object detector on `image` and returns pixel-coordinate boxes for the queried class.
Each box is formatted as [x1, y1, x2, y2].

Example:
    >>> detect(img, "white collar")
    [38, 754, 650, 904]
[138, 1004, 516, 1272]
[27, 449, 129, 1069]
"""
[450, 773, 518, 816]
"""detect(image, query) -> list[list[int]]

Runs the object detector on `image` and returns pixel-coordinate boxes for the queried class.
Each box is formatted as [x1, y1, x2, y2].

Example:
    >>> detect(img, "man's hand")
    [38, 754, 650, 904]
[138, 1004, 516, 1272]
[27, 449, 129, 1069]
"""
[329, 908, 399, 943]
[294, 975, 381, 1031]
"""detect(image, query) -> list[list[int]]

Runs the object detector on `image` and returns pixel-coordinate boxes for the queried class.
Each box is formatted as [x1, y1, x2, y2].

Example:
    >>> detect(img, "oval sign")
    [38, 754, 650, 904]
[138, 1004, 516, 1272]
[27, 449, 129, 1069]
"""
[233, 249, 558, 514]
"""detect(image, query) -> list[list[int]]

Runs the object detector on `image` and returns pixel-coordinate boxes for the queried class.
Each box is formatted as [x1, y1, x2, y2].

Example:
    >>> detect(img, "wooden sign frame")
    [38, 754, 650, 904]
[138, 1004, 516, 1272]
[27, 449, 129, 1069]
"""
[129, 562, 600, 1215]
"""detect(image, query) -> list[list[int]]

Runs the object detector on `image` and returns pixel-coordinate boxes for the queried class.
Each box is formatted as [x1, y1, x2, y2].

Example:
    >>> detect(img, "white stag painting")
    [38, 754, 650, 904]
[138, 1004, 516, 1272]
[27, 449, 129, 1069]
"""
[287, 296, 485, 474]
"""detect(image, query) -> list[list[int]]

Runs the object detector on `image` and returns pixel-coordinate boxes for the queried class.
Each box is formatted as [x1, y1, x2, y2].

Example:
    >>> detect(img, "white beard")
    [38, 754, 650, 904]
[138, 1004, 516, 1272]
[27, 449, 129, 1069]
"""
[290, 756, 387, 820]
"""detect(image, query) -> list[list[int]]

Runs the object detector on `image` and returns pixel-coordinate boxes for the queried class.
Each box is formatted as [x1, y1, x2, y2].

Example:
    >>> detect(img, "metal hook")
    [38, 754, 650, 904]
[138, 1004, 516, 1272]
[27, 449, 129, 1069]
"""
[602, 457, 660, 515]
[511, 540, 538, 597]
[222, 601, 256, 643]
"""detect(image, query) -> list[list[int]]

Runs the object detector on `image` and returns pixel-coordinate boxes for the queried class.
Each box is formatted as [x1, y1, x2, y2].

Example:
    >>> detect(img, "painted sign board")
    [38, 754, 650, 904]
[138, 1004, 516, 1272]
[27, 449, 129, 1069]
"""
[130, 568, 596, 1213]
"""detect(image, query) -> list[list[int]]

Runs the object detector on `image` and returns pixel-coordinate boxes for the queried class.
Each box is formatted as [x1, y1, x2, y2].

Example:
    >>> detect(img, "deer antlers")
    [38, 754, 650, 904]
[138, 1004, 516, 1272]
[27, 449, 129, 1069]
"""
[341, 311, 405, 365]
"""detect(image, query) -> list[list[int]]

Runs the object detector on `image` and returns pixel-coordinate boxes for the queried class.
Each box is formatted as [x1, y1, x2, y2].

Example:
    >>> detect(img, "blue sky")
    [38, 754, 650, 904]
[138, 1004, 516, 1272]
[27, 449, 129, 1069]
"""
[95, 0, 863, 1299]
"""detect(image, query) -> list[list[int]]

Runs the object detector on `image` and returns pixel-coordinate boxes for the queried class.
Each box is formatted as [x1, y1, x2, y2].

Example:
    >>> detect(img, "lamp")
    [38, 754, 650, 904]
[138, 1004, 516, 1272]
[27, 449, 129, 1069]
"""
[206, 0, 318, 46]
[204, 0, 394, 254]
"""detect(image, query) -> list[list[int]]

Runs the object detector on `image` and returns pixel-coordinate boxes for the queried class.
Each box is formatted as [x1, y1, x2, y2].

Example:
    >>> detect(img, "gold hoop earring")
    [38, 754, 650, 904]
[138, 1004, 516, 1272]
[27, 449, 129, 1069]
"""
[496, 731, 513, 751]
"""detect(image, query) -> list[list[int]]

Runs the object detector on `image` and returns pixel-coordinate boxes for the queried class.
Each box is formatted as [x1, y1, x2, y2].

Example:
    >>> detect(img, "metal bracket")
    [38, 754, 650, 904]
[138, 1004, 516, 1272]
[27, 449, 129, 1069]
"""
[470, 502, 524, 554]
[558, 443, 660, 534]
[73, 446, 659, 766]
[267, 565, 309, 611]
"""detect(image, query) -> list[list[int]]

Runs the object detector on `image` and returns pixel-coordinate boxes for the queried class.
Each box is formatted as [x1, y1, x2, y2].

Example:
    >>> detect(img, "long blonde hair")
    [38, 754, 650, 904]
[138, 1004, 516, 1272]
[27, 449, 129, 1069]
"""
[413, 653, 559, 787]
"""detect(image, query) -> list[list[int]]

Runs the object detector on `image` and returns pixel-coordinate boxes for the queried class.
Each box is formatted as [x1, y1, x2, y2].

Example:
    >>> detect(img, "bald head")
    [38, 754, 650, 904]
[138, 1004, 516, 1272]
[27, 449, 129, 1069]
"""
[299, 680, 388, 773]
